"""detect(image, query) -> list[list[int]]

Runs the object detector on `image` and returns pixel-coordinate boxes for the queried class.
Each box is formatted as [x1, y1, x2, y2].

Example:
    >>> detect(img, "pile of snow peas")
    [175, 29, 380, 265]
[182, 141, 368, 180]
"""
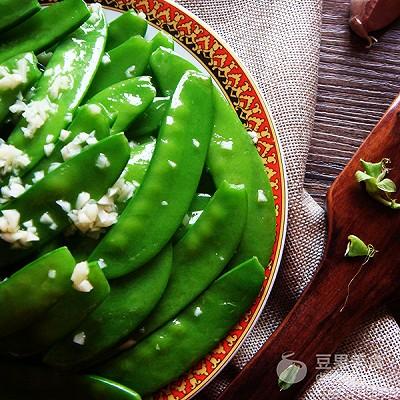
[0, 1, 276, 398]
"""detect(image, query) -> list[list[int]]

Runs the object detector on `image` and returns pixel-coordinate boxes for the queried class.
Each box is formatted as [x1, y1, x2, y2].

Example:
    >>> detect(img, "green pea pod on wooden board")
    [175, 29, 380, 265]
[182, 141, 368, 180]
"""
[0, 0, 90, 64]
[0, 133, 130, 267]
[150, 47, 276, 266]
[126, 96, 170, 139]
[0, 247, 75, 338]
[0, 360, 142, 400]
[45, 245, 172, 370]
[39, 138, 157, 264]
[85, 76, 156, 135]
[97, 257, 265, 396]
[106, 11, 148, 51]
[1, 261, 110, 357]
[0, 0, 40, 32]
[0, 52, 41, 124]
[135, 181, 247, 339]
[23, 104, 112, 186]
[3, 4, 107, 179]
[89, 71, 214, 279]
[85, 36, 152, 99]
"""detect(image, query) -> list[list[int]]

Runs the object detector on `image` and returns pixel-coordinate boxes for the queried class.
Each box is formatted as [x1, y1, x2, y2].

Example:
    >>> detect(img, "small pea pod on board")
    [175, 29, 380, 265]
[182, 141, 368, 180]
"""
[0, 247, 75, 338]
[135, 181, 247, 339]
[150, 47, 276, 267]
[0, 52, 41, 124]
[89, 71, 214, 279]
[106, 11, 148, 51]
[97, 257, 265, 396]
[39, 138, 157, 263]
[0, 360, 142, 400]
[85, 76, 156, 135]
[0, 0, 40, 32]
[45, 245, 172, 370]
[85, 36, 152, 99]
[0, 0, 90, 64]
[0, 134, 130, 267]
[126, 96, 170, 139]
[23, 104, 112, 186]
[4, 5, 107, 178]
[1, 261, 110, 357]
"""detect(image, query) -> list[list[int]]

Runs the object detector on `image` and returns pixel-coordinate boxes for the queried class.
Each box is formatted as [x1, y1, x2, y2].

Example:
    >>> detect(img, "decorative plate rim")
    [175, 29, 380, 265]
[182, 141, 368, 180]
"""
[40, 1, 288, 398]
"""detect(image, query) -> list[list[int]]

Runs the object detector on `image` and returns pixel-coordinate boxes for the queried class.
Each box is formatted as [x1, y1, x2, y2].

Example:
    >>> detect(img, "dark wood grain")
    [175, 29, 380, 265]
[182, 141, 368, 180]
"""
[218, 94, 400, 400]
[304, 0, 400, 206]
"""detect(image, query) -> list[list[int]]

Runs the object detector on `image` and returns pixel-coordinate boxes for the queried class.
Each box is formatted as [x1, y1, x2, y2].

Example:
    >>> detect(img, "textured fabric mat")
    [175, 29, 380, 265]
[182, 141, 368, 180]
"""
[175, 1, 400, 399]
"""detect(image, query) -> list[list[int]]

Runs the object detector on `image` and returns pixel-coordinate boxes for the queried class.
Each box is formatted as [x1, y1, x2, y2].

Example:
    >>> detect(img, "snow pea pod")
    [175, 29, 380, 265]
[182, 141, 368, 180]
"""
[136, 181, 247, 338]
[45, 245, 172, 370]
[0, 0, 39, 32]
[150, 48, 276, 266]
[23, 104, 112, 186]
[4, 5, 107, 178]
[173, 192, 212, 242]
[0, 247, 75, 338]
[86, 36, 152, 99]
[0, 133, 130, 267]
[0, 0, 90, 64]
[89, 71, 214, 279]
[1, 261, 110, 356]
[106, 11, 147, 51]
[126, 96, 169, 138]
[150, 31, 174, 52]
[97, 257, 265, 396]
[0, 360, 142, 400]
[56, 138, 156, 263]
[85, 76, 156, 135]
[0, 52, 41, 123]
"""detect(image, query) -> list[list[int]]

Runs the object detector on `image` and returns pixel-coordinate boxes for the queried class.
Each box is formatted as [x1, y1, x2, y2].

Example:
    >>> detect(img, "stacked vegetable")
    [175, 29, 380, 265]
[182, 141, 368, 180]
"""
[0, 1, 276, 398]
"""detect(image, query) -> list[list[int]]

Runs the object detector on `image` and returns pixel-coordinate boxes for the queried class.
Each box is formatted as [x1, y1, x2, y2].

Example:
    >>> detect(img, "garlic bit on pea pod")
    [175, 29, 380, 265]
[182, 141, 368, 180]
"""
[355, 158, 400, 209]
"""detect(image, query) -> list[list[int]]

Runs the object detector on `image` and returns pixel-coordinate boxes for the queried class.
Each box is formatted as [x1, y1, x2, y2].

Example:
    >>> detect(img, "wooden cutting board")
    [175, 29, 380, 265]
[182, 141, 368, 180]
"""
[218, 94, 400, 400]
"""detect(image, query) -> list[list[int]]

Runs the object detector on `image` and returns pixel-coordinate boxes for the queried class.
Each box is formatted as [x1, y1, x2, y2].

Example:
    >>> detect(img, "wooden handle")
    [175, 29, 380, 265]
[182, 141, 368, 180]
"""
[218, 93, 400, 400]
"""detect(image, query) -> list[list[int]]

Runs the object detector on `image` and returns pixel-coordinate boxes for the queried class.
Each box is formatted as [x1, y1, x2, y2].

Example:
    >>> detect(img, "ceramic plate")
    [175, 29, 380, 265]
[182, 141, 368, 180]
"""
[42, 1, 288, 398]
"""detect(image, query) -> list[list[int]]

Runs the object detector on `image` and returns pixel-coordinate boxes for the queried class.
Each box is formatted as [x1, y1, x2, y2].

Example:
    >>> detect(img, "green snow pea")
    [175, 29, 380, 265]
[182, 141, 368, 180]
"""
[89, 71, 214, 279]
[106, 11, 147, 51]
[0, 0, 90, 64]
[0, 0, 39, 32]
[23, 104, 112, 186]
[173, 192, 211, 242]
[1, 261, 110, 356]
[0, 247, 75, 338]
[86, 36, 152, 99]
[150, 31, 174, 52]
[4, 5, 107, 178]
[42, 138, 157, 264]
[126, 96, 169, 138]
[0, 361, 142, 400]
[0, 133, 130, 267]
[45, 245, 172, 370]
[136, 181, 247, 339]
[85, 76, 156, 135]
[150, 47, 276, 266]
[0, 52, 41, 123]
[97, 257, 265, 396]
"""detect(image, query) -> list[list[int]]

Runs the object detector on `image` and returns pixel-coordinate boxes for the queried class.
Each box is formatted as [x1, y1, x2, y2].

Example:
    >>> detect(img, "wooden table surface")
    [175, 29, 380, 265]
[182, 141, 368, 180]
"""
[304, 0, 400, 206]
[304, 0, 400, 320]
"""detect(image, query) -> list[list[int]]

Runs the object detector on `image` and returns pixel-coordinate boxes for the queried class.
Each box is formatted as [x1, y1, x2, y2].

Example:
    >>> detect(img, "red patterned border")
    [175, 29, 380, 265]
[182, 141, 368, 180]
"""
[40, 1, 287, 399]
